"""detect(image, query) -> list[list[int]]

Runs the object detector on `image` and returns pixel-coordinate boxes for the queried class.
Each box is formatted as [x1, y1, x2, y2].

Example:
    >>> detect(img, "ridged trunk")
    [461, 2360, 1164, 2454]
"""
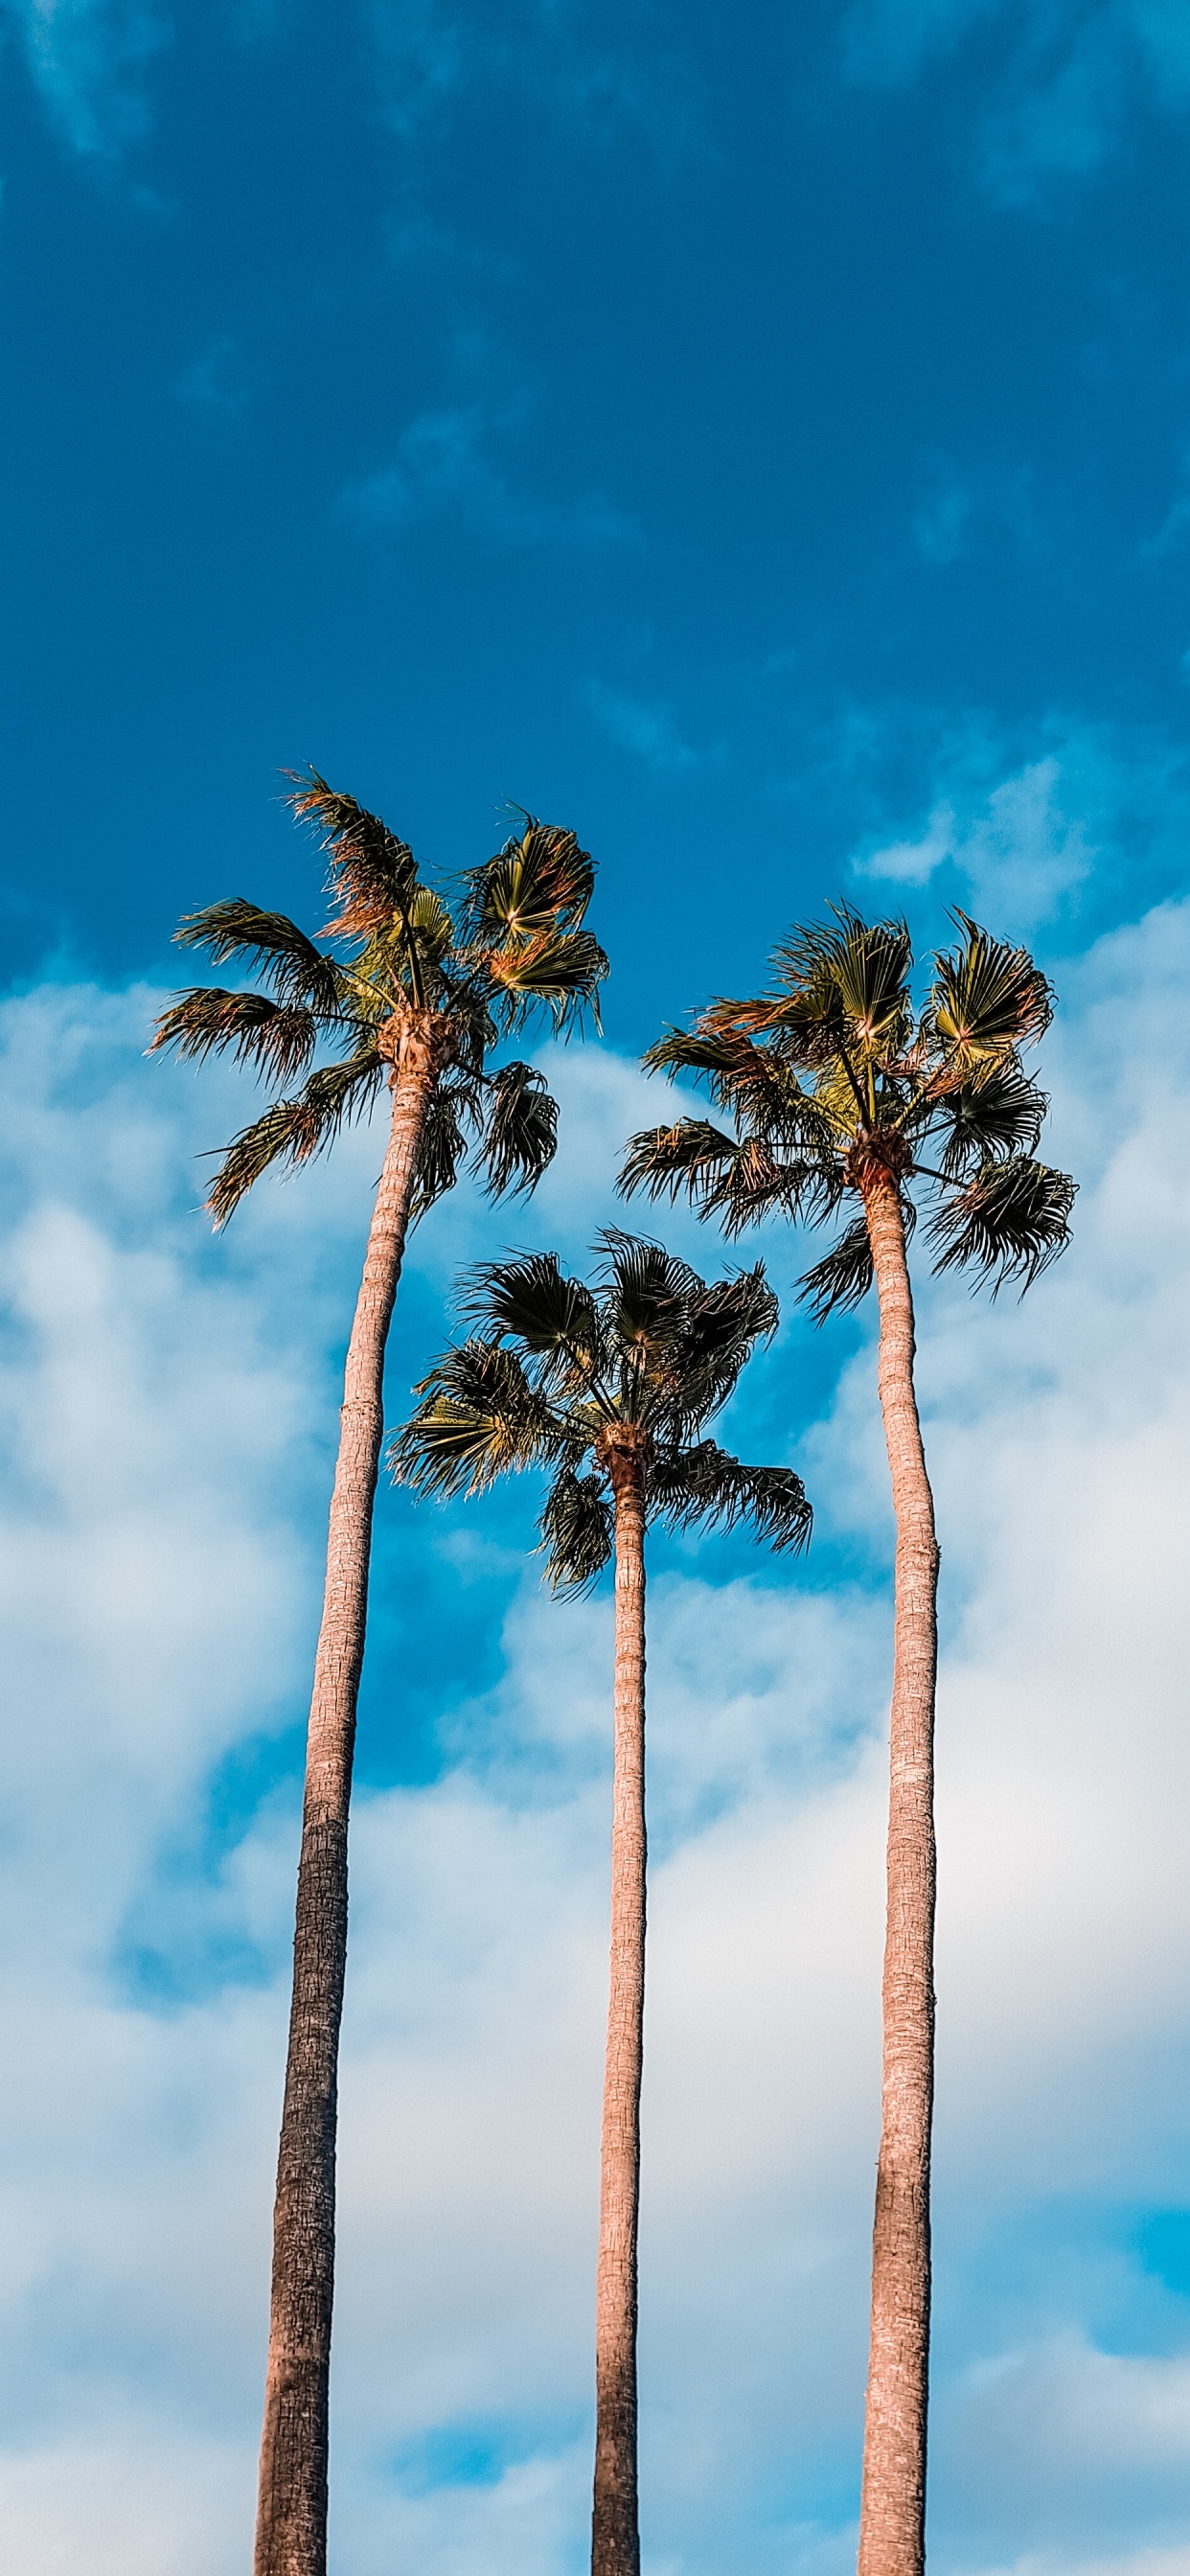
[590, 1450, 647, 2576]
[253, 1019, 440, 2576]
[856, 1169, 940, 2576]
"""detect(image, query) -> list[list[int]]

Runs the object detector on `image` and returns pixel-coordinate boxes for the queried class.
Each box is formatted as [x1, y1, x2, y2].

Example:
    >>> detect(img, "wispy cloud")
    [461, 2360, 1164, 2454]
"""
[1, 0, 168, 158]
[173, 337, 250, 423]
[847, 713, 1190, 930]
[842, 0, 1190, 197]
[856, 754, 1092, 921]
[912, 459, 1044, 566]
[340, 406, 638, 549]
[581, 678, 704, 774]
[365, 0, 703, 161]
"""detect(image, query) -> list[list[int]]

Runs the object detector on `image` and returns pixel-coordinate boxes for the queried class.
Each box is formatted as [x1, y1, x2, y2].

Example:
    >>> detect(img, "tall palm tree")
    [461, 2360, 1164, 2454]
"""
[619, 909, 1075, 2576]
[150, 775, 607, 2576]
[390, 1232, 812, 2576]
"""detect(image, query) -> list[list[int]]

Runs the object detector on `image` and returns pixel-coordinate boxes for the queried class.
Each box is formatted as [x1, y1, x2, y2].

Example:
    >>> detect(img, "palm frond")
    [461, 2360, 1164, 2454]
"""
[172, 900, 346, 1020]
[595, 1230, 700, 1366]
[462, 817, 596, 939]
[927, 1060, 1046, 1178]
[460, 1252, 605, 1382]
[477, 1062, 560, 1199]
[927, 914, 1053, 1070]
[649, 1440, 812, 1553]
[481, 926, 608, 1036]
[538, 1465, 614, 1595]
[928, 1155, 1076, 1293]
[796, 1215, 875, 1322]
[150, 988, 320, 1085]
[389, 1339, 561, 1497]
[206, 1044, 384, 1225]
[408, 1086, 472, 1227]
[767, 908, 913, 1066]
[657, 1263, 780, 1432]
[620, 1116, 743, 1204]
[644, 1021, 817, 1147]
[287, 770, 423, 947]
[405, 884, 456, 973]
[619, 1118, 835, 1236]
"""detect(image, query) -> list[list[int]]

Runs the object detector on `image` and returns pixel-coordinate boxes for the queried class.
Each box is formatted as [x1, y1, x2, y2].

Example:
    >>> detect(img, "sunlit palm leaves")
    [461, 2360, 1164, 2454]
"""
[151, 770, 607, 1223]
[391, 1231, 812, 1593]
[622, 905, 1075, 1307]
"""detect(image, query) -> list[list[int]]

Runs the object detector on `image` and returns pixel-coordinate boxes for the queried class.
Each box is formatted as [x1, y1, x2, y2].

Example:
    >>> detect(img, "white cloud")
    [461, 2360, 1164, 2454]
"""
[341, 407, 638, 550]
[365, 0, 703, 161]
[856, 754, 1091, 920]
[1, 0, 168, 158]
[842, 0, 1190, 196]
[2, 911, 1190, 2570]
[582, 679, 704, 775]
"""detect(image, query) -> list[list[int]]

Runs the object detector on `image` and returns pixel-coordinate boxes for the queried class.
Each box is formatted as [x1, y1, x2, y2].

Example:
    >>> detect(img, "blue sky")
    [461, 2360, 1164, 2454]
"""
[3, 5, 1190, 2574]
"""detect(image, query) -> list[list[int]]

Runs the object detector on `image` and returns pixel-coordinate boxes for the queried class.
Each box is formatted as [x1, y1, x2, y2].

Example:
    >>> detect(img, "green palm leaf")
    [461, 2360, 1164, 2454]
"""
[927, 913, 1053, 1071]
[476, 1061, 560, 1200]
[538, 1465, 615, 1594]
[927, 1154, 1076, 1292]
[482, 925, 608, 1034]
[768, 909, 913, 1066]
[648, 1440, 812, 1552]
[461, 1251, 605, 1383]
[206, 1044, 384, 1226]
[150, 988, 321, 1085]
[172, 900, 347, 1020]
[930, 1060, 1047, 1177]
[796, 1214, 877, 1322]
[391, 1339, 562, 1496]
[462, 817, 597, 939]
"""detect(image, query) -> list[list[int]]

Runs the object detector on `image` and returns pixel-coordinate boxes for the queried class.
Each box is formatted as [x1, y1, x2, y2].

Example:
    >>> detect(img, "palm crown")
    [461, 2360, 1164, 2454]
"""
[391, 1231, 812, 1589]
[620, 906, 1076, 1315]
[151, 772, 607, 1224]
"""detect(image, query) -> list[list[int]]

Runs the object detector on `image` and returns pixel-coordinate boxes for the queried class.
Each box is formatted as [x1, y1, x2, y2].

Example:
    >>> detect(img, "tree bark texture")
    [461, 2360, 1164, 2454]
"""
[856, 1172, 940, 2576]
[254, 1023, 439, 2576]
[590, 1454, 647, 2576]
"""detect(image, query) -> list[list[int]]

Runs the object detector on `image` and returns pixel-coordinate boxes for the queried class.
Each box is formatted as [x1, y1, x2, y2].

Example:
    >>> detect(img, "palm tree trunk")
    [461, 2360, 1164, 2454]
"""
[254, 1020, 439, 2576]
[591, 1450, 647, 2576]
[856, 1170, 940, 2576]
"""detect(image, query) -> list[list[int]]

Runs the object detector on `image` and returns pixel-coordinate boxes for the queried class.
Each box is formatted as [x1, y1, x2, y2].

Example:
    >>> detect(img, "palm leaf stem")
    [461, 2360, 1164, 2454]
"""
[835, 1035, 870, 1126]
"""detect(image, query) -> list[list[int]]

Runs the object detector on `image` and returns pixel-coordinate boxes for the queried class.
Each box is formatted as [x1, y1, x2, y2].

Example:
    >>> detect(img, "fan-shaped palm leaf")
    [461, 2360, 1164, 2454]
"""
[288, 770, 423, 950]
[931, 1061, 1047, 1177]
[538, 1465, 615, 1594]
[207, 1044, 385, 1225]
[151, 988, 321, 1086]
[461, 1251, 606, 1389]
[392, 1340, 562, 1497]
[648, 1440, 812, 1551]
[173, 899, 347, 1020]
[475, 1061, 560, 1200]
[927, 912, 1053, 1070]
[462, 816, 597, 940]
[927, 1153, 1076, 1291]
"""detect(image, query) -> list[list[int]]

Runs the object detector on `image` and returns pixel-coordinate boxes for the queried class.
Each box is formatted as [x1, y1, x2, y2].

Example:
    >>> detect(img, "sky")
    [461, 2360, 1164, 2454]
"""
[1, 2, 1190, 2572]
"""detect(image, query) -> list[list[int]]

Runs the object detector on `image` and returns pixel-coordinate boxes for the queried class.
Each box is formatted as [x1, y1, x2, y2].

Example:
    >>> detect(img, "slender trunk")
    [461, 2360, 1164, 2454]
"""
[254, 1021, 439, 2576]
[856, 1171, 940, 2576]
[591, 1454, 647, 2576]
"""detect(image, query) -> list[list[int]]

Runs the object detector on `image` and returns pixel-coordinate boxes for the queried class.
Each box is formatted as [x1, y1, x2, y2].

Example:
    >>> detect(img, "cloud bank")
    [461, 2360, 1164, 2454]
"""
[0, 901, 1188, 2571]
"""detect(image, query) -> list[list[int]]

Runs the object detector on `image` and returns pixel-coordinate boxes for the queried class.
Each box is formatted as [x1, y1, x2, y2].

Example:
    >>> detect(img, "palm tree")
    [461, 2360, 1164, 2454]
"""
[150, 775, 607, 2576]
[619, 909, 1075, 2576]
[390, 1232, 812, 2576]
